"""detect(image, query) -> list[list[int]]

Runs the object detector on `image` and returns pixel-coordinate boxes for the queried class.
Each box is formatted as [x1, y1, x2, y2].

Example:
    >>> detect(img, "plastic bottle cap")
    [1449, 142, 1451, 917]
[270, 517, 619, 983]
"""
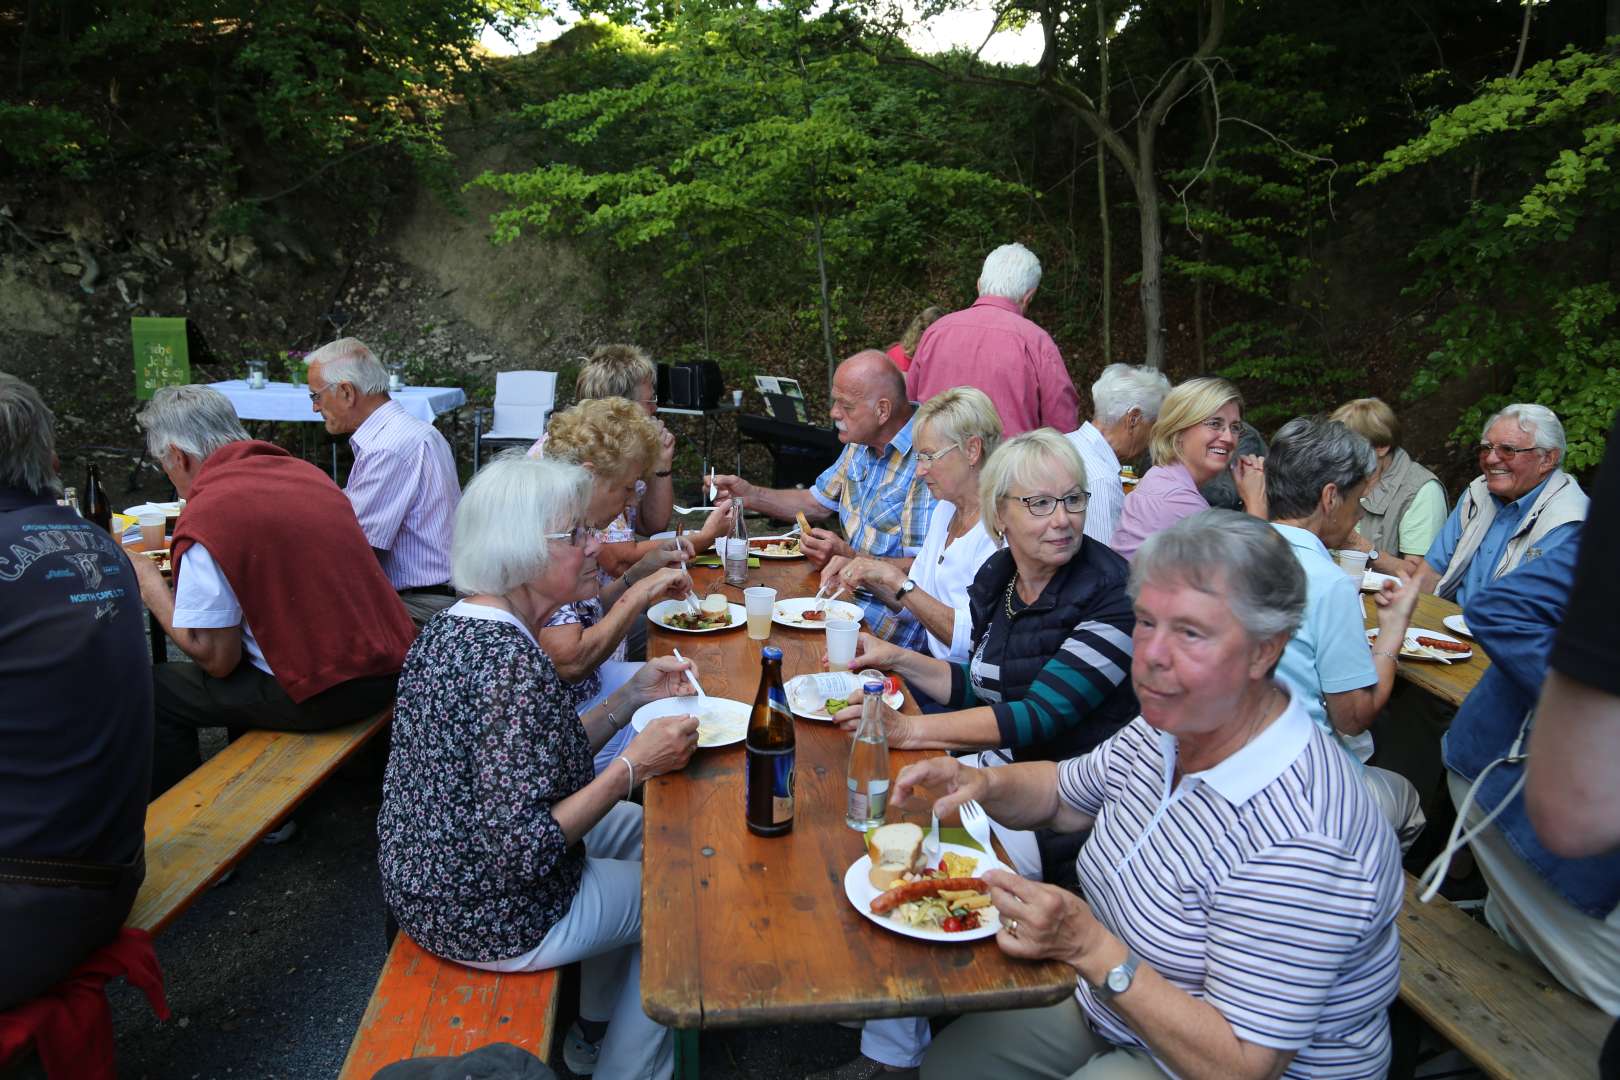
[862, 680, 885, 695]
[762, 646, 783, 661]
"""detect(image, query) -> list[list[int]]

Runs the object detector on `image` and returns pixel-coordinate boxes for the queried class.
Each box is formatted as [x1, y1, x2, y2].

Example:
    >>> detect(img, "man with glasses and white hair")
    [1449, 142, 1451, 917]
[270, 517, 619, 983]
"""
[130, 385, 415, 798]
[1414, 403, 1588, 607]
[305, 337, 460, 623]
[905, 243, 1080, 437]
[1065, 363, 1171, 545]
[0, 374, 151, 1010]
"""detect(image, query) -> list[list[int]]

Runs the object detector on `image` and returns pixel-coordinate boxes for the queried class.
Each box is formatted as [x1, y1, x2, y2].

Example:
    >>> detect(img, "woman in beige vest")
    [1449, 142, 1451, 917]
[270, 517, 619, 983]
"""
[1330, 398, 1447, 577]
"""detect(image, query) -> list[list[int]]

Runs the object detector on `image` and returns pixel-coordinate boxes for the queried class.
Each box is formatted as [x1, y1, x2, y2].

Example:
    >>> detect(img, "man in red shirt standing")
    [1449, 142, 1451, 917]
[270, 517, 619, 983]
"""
[130, 385, 414, 797]
[905, 243, 1080, 437]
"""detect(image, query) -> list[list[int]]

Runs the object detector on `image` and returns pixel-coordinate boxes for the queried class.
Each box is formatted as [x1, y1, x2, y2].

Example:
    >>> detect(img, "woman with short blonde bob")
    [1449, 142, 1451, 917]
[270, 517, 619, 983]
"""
[824, 387, 1003, 661]
[1329, 397, 1446, 577]
[1111, 376, 1266, 561]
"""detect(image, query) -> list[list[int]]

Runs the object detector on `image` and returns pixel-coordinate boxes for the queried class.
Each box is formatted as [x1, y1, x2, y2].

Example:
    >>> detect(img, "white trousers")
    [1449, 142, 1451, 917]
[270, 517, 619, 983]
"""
[1448, 771, 1620, 1014]
[466, 802, 673, 1080]
[1364, 764, 1426, 854]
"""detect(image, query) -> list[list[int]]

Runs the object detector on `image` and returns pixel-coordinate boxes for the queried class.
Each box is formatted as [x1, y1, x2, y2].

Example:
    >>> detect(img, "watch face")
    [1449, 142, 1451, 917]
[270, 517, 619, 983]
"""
[1106, 968, 1131, 993]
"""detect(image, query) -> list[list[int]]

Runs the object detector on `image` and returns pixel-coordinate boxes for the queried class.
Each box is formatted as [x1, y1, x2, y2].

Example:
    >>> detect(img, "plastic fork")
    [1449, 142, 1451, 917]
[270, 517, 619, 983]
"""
[673, 526, 702, 616]
[922, 811, 941, 867]
[671, 647, 706, 698]
[959, 800, 994, 855]
[672, 504, 721, 515]
[815, 585, 846, 615]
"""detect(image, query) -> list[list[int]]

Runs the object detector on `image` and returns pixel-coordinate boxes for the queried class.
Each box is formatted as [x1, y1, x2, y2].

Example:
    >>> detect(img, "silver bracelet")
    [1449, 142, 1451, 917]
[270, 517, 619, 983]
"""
[604, 705, 622, 730]
[616, 755, 636, 799]
[1372, 647, 1402, 660]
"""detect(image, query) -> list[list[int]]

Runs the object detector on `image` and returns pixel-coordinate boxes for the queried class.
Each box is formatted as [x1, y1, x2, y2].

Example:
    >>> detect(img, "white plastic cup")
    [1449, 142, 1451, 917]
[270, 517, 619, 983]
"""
[732, 389, 744, 408]
[826, 618, 859, 673]
[744, 586, 776, 640]
[1336, 549, 1370, 581]
[138, 512, 166, 549]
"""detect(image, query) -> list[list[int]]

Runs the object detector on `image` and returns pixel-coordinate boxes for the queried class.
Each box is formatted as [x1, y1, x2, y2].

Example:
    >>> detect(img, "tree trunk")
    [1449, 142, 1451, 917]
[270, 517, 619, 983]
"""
[1096, 0, 1112, 366]
[809, 166, 837, 402]
[1135, 126, 1166, 369]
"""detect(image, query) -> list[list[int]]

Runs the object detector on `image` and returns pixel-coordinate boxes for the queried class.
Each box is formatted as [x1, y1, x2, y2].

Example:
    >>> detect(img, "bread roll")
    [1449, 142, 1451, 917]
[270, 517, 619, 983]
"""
[865, 822, 924, 889]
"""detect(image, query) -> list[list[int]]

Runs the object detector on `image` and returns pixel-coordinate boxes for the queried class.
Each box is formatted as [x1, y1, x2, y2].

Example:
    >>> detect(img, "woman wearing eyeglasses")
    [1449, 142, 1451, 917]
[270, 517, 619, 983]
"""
[381, 455, 701, 1080]
[1110, 376, 1267, 561]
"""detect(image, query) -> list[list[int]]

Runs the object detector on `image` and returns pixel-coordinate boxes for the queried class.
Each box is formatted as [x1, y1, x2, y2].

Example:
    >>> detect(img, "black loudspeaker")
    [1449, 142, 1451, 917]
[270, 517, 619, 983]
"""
[668, 365, 698, 408]
[667, 362, 725, 409]
[690, 361, 724, 409]
[655, 362, 673, 405]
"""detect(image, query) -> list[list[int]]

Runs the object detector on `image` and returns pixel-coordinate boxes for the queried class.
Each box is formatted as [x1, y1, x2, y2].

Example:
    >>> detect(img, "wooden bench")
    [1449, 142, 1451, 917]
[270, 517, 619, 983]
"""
[338, 933, 559, 1079]
[130, 709, 392, 933]
[1396, 872, 1611, 1079]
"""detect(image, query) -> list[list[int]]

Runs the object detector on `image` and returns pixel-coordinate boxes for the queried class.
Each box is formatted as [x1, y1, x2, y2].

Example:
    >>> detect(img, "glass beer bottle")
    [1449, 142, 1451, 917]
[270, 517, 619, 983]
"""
[81, 463, 111, 534]
[745, 645, 795, 836]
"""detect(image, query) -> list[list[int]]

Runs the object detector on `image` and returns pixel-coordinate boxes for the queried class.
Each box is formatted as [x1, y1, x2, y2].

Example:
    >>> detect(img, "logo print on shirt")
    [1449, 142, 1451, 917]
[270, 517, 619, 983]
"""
[64, 552, 105, 590]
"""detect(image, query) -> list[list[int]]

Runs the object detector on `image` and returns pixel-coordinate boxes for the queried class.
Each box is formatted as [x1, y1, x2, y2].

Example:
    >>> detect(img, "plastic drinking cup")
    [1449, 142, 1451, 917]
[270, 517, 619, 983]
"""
[826, 618, 859, 673]
[138, 512, 166, 549]
[744, 586, 776, 640]
[1336, 549, 1370, 581]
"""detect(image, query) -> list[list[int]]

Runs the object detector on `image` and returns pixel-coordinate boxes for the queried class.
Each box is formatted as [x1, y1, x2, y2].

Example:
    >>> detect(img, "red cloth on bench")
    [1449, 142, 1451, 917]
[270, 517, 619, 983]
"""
[0, 928, 169, 1079]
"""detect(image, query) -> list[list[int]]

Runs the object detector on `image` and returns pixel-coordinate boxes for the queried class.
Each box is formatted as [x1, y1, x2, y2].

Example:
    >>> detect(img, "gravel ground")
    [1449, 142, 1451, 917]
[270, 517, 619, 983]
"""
[103, 734, 864, 1080]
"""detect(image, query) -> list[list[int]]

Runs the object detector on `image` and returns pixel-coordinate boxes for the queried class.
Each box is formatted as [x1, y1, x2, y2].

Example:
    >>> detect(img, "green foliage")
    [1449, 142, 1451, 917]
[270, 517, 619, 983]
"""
[0, 103, 103, 178]
[1365, 40, 1620, 472]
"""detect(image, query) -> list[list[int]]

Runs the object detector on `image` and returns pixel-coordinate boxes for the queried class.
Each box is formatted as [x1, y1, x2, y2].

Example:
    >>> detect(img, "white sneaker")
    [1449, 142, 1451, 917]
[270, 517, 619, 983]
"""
[261, 820, 299, 845]
[563, 1021, 603, 1075]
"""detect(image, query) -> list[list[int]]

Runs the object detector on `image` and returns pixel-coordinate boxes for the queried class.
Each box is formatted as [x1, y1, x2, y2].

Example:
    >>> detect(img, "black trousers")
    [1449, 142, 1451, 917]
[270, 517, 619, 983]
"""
[151, 660, 397, 798]
[0, 851, 143, 1010]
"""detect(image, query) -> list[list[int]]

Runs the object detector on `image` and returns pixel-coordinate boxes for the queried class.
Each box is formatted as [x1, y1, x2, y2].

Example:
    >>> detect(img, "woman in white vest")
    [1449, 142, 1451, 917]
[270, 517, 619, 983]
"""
[1330, 397, 1447, 578]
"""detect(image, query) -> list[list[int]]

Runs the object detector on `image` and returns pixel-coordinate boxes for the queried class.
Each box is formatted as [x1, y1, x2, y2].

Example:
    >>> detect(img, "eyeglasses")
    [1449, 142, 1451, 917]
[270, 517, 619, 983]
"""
[1199, 416, 1246, 437]
[307, 383, 332, 404]
[544, 524, 590, 547]
[1477, 442, 1541, 460]
[915, 444, 960, 466]
[1012, 492, 1089, 517]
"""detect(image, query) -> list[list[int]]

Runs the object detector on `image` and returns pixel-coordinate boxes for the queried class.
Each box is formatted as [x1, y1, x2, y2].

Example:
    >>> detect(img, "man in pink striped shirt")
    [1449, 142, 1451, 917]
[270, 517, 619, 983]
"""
[905, 243, 1080, 437]
[307, 339, 461, 624]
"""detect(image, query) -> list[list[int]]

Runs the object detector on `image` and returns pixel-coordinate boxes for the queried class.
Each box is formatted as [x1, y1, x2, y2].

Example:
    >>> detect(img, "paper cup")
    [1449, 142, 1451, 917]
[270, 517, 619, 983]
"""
[138, 512, 166, 548]
[1336, 550, 1370, 580]
[826, 618, 859, 672]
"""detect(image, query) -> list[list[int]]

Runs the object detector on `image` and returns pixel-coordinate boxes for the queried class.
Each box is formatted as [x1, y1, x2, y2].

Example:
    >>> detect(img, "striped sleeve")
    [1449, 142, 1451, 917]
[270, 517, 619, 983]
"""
[1202, 835, 1396, 1051]
[991, 607, 1133, 750]
[1056, 724, 1131, 817]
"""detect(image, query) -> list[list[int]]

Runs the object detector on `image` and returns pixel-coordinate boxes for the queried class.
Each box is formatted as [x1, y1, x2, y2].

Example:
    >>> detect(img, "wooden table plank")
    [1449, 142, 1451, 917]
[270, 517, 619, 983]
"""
[1362, 592, 1491, 708]
[1398, 874, 1609, 1080]
[131, 710, 390, 933]
[642, 561, 1076, 1030]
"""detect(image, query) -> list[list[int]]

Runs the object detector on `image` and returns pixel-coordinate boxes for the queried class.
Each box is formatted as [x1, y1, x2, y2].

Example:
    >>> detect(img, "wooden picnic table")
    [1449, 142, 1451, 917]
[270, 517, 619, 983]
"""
[1361, 591, 1491, 708]
[641, 558, 1077, 1030]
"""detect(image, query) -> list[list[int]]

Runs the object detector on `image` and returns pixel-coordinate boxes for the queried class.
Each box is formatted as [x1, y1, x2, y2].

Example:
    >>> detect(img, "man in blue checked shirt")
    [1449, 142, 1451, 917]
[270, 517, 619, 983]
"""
[711, 350, 936, 648]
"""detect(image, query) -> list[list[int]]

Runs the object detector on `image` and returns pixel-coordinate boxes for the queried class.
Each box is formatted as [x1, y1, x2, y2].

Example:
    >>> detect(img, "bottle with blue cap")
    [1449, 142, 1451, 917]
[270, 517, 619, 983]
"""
[745, 645, 794, 836]
[845, 679, 890, 832]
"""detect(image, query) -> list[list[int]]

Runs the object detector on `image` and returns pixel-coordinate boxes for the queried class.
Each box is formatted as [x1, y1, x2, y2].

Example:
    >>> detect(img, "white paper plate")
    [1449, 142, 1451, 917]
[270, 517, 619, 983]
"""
[1443, 613, 1472, 639]
[785, 672, 903, 721]
[773, 597, 863, 629]
[122, 501, 183, 518]
[1360, 570, 1402, 593]
[629, 695, 749, 748]
[647, 599, 745, 633]
[1367, 627, 1473, 662]
[844, 841, 1007, 942]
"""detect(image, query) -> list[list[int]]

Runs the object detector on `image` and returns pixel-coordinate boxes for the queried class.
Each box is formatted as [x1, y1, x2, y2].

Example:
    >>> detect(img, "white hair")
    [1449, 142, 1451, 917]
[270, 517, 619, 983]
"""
[307, 337, 389, 396]
[1131, 509, 1306, 643]
[979, 428, 1088, 540]
[1091, 363, 1172, 425]
[976, 243, 1042, 301]
[451, 452, 592, 596]
[1485, 403, 1565, 454]
[137, 385, 250, 462]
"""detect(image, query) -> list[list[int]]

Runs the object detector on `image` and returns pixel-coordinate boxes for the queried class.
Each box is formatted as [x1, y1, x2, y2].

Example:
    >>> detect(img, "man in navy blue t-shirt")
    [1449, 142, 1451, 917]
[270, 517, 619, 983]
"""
[0, 373, 152, 1008]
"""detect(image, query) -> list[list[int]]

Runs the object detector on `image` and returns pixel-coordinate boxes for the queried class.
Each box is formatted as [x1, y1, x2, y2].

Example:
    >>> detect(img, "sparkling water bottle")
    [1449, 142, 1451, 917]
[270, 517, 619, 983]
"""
[845, 679, 890, 832]
[724, 496, 749, 586]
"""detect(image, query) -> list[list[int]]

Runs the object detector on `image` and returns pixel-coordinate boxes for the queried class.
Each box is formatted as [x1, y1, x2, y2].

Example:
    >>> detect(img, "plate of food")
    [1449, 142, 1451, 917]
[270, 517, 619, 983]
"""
[1366, 627, 1474, 662]
[629, 695, 749, 749]
[749, 536, 804, 560]
[136, 548, 172, 575]
[1360, 570, 1402, 593]
[844, 823, 1006, 942]
[1443, 613, 1472, 639]
[785, 671, 903, 721]
[648, 596, 745, 633]
[773, 597, 863, 629]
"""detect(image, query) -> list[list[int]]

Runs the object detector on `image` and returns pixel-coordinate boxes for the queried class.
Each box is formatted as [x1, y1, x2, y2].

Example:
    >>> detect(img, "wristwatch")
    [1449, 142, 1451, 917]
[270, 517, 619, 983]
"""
[894, 578, 918, 601]
[1366, 548, 1380, 563]
[1090, 949, 1140, 1004]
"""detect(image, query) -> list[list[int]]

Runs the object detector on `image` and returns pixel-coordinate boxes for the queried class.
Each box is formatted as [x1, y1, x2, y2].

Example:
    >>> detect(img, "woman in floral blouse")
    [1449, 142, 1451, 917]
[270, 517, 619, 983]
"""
[380, 454, 700, 1079]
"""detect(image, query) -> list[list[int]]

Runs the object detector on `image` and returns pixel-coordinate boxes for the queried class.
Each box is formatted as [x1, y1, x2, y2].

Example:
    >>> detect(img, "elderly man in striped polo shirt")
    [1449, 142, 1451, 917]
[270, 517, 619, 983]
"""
[307, 338, 461, 624]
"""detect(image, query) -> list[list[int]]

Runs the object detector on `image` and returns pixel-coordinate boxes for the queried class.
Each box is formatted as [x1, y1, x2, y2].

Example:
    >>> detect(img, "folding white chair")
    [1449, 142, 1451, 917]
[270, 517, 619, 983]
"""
[472, 370, 557, 469]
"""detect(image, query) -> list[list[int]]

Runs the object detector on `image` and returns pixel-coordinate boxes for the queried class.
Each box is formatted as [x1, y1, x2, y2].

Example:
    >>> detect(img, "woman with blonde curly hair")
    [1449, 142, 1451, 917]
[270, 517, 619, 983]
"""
[1110, 377, 1267, 561]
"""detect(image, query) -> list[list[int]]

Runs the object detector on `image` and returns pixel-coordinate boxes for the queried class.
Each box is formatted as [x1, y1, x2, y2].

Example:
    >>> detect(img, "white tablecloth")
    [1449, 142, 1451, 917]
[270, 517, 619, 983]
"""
[208, 381, 467, 424]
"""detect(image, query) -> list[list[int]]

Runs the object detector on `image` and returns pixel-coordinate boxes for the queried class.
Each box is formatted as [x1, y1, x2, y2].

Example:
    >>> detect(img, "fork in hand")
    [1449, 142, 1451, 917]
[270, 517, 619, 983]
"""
[958, 799, 994, 856]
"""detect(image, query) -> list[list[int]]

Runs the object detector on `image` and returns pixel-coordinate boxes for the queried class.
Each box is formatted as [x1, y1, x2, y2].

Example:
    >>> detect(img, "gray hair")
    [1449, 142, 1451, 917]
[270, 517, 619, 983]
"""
[979, 428, 1088, 540]
[0, 372, 61, 497]
[451, 452, 593, 596]
[977, 243, 1042, 301]
[1264, 417, 1377, 522]
[1484, 403, 1565, 454]
[1091, 363, 1172, 425]
[1130, 509, 1306, 643]
[137, 385, 250, 462]
[306, 337, 389, 396]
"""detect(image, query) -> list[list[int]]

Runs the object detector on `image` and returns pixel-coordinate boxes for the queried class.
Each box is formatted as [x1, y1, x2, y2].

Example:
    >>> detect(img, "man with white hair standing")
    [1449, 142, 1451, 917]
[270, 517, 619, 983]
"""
[306, 337, 460, 623]
[905, 243, 1079, 437]
[1065, 363, 1171, 545]
[1415, 403, 1588, 606]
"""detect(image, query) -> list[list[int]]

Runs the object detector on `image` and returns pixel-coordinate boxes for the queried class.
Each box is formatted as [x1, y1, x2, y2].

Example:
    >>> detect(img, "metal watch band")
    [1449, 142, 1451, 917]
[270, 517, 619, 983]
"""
[1090, 948, 1140, 1003]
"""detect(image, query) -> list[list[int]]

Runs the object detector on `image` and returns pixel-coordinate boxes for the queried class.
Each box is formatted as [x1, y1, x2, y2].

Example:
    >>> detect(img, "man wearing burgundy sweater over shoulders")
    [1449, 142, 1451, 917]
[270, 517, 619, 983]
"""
[130, 385, 414, 797]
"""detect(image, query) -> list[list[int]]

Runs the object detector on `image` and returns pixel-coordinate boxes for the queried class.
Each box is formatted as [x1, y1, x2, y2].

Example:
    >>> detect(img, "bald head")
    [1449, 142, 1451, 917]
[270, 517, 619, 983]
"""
[830, 349, 912, 448]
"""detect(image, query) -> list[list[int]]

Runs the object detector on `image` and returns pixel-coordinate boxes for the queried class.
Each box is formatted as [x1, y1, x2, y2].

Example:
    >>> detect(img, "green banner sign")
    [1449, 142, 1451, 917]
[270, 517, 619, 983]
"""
[131, 317, 191, 399]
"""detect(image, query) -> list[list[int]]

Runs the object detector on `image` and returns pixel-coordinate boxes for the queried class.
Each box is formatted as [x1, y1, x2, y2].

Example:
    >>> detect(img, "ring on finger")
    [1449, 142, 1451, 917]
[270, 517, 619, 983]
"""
[1006, 918, 1019, 937]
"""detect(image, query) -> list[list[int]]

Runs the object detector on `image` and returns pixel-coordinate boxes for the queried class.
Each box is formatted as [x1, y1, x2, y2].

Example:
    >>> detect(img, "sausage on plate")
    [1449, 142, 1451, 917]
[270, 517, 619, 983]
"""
[869, 877, 987, 915]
